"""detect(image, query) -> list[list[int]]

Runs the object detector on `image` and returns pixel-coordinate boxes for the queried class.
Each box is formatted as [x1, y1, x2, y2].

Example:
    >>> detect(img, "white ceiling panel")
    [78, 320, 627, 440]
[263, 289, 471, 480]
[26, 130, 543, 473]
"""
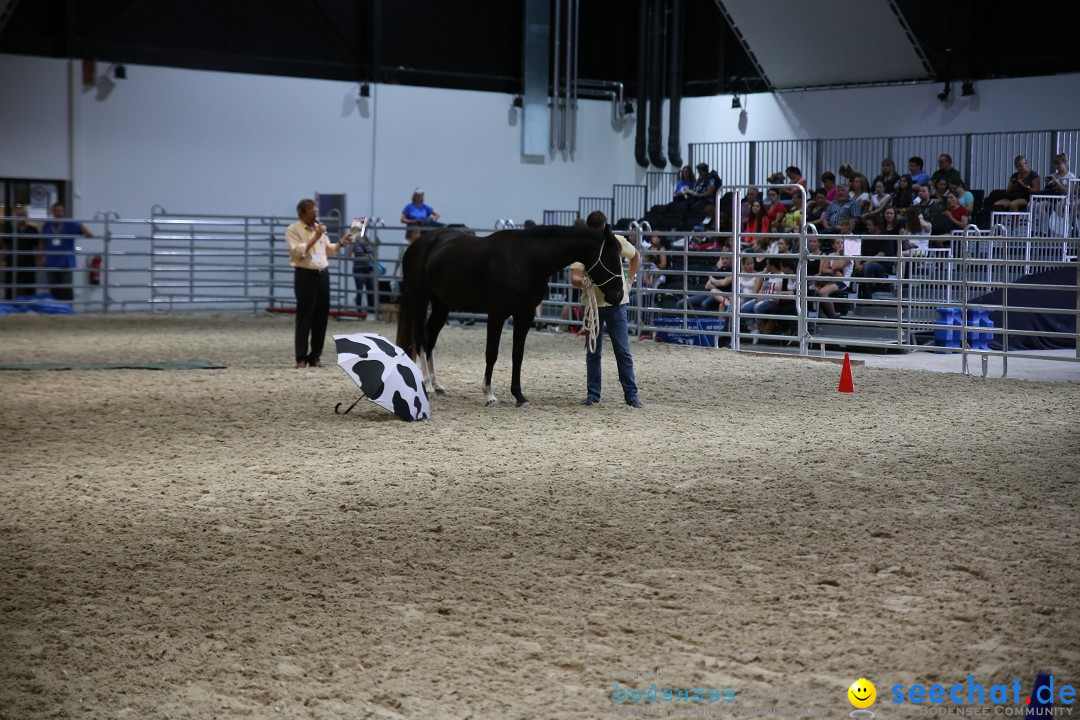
[718, 0, 932, 89]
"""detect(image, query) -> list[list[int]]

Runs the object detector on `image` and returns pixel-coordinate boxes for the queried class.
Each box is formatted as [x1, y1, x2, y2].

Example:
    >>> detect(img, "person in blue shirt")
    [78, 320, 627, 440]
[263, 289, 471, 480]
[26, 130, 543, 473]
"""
[907, 156, 931, 187]
[38, 202, 92, 301]
[400, 188, 440, 243]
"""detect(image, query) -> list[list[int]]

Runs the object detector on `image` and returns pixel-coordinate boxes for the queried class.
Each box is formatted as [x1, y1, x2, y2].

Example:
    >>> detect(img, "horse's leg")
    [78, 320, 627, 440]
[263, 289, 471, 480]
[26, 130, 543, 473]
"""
[424, 300, 451, 395]
[510, 308, 534, 408]
[410, 293, 433, 394]
[482, 313, 507, 407]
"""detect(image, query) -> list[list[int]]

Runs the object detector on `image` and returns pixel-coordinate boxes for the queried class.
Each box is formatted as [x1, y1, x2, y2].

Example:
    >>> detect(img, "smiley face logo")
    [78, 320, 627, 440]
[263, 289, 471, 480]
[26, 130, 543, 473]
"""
[848, 678, 877, 709]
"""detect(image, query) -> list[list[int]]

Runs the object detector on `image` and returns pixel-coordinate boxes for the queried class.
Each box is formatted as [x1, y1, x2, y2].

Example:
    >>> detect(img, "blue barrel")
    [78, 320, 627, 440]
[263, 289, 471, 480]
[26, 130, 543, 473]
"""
[934, 307, 959, 350]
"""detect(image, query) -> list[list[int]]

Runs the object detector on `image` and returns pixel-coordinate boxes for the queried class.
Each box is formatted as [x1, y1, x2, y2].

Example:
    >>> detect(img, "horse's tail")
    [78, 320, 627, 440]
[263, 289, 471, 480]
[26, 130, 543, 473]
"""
[396, 281, 417, 358]
[396, 244, 421, 358]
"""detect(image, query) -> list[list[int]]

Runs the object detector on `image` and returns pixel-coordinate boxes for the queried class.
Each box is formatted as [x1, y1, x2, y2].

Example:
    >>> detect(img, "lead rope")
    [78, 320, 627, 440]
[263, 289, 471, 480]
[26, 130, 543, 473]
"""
[579, 275, 601, 353]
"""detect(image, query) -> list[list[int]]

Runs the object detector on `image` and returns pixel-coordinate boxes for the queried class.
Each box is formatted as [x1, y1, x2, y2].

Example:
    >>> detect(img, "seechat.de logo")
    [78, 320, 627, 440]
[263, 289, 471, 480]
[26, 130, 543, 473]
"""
[891, 676, 1076, 706]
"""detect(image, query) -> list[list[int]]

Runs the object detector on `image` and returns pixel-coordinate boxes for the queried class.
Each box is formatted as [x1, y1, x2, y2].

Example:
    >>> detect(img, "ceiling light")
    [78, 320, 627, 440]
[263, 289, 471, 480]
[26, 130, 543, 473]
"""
[731, 95, 741, 109]
[937, 82, 951, 103]
[113, 64, 126, 80]
[961, 80, 975, 97]
[358, 83, 370, 98]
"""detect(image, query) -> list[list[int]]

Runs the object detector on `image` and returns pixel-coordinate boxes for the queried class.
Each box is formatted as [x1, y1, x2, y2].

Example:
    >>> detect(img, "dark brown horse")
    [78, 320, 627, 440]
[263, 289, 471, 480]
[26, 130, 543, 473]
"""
[396, 224, 625, 407]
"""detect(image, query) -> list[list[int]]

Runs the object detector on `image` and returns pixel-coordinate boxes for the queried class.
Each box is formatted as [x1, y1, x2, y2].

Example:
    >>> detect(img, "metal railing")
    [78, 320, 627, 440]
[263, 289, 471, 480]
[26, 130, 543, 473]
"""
[3, 210, 1076, 378]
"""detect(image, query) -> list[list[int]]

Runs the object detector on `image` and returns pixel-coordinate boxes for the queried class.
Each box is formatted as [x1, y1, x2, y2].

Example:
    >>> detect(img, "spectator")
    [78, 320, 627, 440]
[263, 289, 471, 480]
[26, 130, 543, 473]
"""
[881, 205, 901, 234]
[673, 165, 694, 200]
[914, 184, 948, 236]
[852, 215, 895, 299]
[740, 255, 782, 339]
[872, 158, 901, 194]
[1043, 153, 1076, 196]
[523, 219, 537, 228]
[678, 247, 732, 313]
[764, 187, 787, 227]
[907, 156, 930, 187]
[809, 234, 853, 319]
[786, 166, 808, 192]
[805, 189, 828, 227]
[285, 198, 354, 368]
[839, 164, 870, 196]
[813, 184, 856, 233]
[948, 178, 975, 213]
[932, 178, 950, 204]
[821, 171, 838, 201]
[893, 174, 916, 210]
[868, 179, 892, 217]
[849, 176, 871, 214]
[994, 155, 1041, 212]
[570, 210, 642, 408]
[931, 154, 963, 188]
[350, 230, 378, 315]
[38, 202, 92, 302]
[743, 198, 770, 236]
[401, 188, 441, 243]
[687, 163, 720, 214]
[738, 187, 760, 222]
[944, 192, 971, 230]
[781, 194, 804, 232]
[805, 235, 823, 279]
[7, 207, 38, 298]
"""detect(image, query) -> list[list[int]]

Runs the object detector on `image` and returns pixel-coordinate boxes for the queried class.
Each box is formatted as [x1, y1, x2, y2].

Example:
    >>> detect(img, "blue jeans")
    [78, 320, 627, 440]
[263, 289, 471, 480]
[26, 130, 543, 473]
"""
[586, 304, 638, 403]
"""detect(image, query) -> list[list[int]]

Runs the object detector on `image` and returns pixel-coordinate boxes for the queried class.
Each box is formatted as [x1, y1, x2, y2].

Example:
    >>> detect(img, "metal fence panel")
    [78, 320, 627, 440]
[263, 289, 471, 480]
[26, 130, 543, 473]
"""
[542, 209, 579, 226]
[819, 138, 889, 189]
[613, 184, 647, 223]
[890, 134, 967, 186]
[578, 196, 614, 222]
[688, 142, 751, 188]
[753, 140, 817, 188]
[645, 171, 678, 210]
[969, 130, 1054, 197]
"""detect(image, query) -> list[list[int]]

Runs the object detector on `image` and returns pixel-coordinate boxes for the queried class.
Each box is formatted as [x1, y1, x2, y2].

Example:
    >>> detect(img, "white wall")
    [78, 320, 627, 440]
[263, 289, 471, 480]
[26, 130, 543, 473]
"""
[3, 52, 1079, 224]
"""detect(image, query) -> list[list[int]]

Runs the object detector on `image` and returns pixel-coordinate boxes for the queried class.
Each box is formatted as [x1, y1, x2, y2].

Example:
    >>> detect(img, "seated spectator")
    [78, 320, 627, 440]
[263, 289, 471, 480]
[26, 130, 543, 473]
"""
[679, 248, 733, 312]
[738, 187, 760, 223]
[948, 178, 975, 213]
[873, 158, 901, 194]
[401, 188, 441, 228]
[809, 235, 853, 319]
[839, 164, 870, 197]
[743, 199, 770, 237]
[881, 205, 902, 234]
[688, 163, 721, 213]
[932, 178, 950, 204]
[781, 194, 804, 232]
[913, 184, 951, 239]
[741, 255, 782, 337]
[812, 184, 858, 234]
[849, 176, 871, 215]
[764, 187, 787, 227]
[821, 171, 838, 201]
[805, 189, 828, 227]
[907, 156, 931, 187]
[944, 192, 971, 230]
[672, 165, 694, 200]
[931, 154, 963, 188]
[1043, 153, 1076, 196]
[805, 235, 823, 280]
[768, 235, 793, 256]
[786, 166, 809, 193]
[748, 235, 770, 272]
[770, 256, 801, 325]
[994, 154, 1041, 212]
[852, 215, 896, 299]
[641, 235, 669, 288]
[893, 174, 916, 210]
[868, 179, 892, 217]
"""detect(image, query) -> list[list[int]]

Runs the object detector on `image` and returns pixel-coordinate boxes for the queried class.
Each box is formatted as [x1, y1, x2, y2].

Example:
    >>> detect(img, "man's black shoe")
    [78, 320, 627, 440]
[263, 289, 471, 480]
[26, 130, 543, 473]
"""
[580, 397, 599, 406]
[626, 398, 644, 408]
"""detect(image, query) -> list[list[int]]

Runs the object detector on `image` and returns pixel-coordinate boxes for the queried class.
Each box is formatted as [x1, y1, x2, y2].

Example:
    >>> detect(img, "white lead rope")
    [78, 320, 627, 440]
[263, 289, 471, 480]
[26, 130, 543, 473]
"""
[579, 275, 601, 354]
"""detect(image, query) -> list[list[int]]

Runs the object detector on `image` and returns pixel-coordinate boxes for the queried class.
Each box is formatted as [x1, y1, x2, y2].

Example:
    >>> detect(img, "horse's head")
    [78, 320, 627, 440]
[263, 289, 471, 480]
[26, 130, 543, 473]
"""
[588, 224, 625, 306]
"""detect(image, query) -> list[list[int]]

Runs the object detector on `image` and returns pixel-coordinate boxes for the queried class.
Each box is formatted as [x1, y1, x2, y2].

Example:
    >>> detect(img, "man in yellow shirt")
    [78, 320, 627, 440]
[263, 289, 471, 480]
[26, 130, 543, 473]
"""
[285, 198, 353, 368]
[570, 211, 643, 408]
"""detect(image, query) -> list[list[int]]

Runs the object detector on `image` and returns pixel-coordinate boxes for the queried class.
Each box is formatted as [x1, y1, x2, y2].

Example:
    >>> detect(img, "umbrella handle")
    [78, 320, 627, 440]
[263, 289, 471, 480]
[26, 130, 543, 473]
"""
[335, 394, 366, 415]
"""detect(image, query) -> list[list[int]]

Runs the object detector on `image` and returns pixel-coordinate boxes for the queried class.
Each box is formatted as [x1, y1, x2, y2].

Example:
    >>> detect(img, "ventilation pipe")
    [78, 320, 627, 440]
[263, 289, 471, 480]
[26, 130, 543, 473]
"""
[647, 0, 667, 168]
[634, 0, 649, 168]
[666, 0, 683, 168]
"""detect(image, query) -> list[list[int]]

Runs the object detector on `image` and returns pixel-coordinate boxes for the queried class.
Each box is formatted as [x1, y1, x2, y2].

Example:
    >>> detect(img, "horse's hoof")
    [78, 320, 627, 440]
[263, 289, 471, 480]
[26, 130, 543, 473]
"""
[516, 400, 532, 409]
[484, 399, 500, 408]
[435, 388, 447, 396]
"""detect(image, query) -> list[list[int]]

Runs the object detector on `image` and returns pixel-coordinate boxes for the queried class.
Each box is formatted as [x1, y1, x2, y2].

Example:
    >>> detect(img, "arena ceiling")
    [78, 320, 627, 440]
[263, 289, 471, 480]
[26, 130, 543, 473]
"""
[2, 0, 1079, 96]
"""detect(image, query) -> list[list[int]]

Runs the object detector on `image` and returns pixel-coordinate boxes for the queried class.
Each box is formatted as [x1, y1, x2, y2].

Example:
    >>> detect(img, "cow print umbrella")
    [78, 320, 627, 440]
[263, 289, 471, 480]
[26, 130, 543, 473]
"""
[333, 333, 430, 422]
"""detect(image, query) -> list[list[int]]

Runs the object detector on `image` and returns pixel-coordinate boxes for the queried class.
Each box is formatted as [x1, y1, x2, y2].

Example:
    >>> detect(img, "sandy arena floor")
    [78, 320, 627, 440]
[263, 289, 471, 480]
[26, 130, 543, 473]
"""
[1, 313, 1078, 720]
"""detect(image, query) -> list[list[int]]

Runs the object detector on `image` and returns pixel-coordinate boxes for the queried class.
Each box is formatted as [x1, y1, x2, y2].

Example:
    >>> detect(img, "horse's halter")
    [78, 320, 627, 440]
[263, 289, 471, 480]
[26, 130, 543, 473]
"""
[585, 232, 623, 294]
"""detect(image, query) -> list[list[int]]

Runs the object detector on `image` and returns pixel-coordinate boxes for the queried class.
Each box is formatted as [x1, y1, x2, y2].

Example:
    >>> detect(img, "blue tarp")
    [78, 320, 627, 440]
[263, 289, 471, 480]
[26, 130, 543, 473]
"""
[0, 294, 76, 316]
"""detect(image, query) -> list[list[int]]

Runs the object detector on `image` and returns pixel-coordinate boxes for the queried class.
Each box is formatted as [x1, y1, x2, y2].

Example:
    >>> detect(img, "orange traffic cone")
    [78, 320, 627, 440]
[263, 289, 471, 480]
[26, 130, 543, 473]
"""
[838, 352, 854, 393]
